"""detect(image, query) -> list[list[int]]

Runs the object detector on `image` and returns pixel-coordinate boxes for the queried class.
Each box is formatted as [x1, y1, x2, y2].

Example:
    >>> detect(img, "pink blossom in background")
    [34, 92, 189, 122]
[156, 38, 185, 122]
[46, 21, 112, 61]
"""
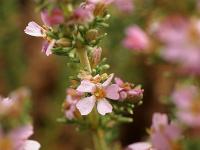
[64, 88, 82, 120]
[126, 142, 153, 150]
[150, 113, 182, 150]
[0, 125, 40, 150]
[123, 25, 150, 52]
[76, 74, 120, 115]
[154, 16, 188, 45]
[0, 88, 29, 117]
[41, 8, 64, 26]
[172, 85, 200, 127]
[155, 16, 200, 75]
[114, 77, 143, 100]
[114, 0, 134, 13]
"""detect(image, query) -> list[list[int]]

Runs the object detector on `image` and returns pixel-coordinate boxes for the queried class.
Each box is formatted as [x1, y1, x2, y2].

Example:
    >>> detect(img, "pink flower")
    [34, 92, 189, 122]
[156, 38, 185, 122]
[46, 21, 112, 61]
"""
[114, 77, 143, 100]
[114, 0, 134, 13]
[0, 88, 29, 117]
[150, 113, 182, 150]
[25, 22, 55, 56]
[70, 4, 95, 24]
[154, 16, 188, 45]
[172, 85, 200, 127]
[63, 88, 82, 120]
[126, 142, 153, 150]
[0, 125, 40, 150]
[76, 74, 120, 115]
[41, 8, 64, 26]
[24, 22, 45, 37]
[123, 25, 150, 52]
[42, 40, 56, 56]
[155, 16, 200, 74]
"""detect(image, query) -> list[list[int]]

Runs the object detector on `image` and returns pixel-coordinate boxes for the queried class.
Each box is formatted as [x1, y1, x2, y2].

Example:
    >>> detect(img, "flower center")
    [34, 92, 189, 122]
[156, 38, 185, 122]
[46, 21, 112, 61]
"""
[94, 87, 106, 99]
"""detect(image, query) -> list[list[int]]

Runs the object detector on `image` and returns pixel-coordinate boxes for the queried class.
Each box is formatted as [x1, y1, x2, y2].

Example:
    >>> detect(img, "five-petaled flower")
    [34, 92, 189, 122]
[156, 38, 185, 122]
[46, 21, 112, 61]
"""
[76, 74, 120, 115]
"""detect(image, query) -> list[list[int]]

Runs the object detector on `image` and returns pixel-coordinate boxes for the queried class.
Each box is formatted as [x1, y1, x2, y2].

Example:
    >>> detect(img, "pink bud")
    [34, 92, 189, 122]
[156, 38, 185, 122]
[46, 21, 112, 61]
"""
[41, 8, 64, 26]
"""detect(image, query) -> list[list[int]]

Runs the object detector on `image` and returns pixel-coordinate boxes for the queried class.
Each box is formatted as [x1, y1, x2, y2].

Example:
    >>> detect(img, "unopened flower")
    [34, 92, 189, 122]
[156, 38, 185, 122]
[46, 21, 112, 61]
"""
[150, 113, 182, 150]
[172, 85, 200, 127]
[123, 25, 150, 52]
[91, 47, 102, 67]
[63, 88, 82, 120]
[126, 142, 153, 150]
[76, 74, 120, 115]
[114, 77, 143, 101]
[0, 125, 40, 150]
[24, 21, 55, 56]
[41, 8, 64, 26]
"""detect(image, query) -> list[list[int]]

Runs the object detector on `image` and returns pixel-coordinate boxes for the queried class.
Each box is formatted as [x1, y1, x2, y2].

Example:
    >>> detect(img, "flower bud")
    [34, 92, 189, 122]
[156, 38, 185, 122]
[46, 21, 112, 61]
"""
[86, 29, 98, 41]
[56, 38, 71, 47]
[92, 47, 102, 67]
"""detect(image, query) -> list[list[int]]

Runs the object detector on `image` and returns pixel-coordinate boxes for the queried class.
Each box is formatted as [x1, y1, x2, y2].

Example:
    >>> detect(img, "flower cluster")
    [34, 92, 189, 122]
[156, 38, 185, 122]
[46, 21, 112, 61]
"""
[63, 74, 143, 119]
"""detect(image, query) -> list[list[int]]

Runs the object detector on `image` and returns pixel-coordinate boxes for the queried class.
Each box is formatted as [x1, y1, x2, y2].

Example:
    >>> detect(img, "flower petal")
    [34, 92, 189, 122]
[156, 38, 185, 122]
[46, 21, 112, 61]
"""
[24, 21, 44, 37]
[152, 113, 168, 131]
[24, 140, 41, 150]
[114, 77, 124, 86]
[105, 84, 120, 100]
[127, 142, 152, 150]
[120, 91, 128, 100]
[76, 96, 96, 115]
[77, 80, 96, 93]
[97, 99, 112, 115]
[10, 125, 33, 140]
[102, 73, 114, 87]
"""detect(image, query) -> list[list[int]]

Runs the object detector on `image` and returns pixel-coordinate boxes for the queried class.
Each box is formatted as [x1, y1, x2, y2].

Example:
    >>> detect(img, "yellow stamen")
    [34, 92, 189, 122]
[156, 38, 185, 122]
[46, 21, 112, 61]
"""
[94, 87, 106, 99]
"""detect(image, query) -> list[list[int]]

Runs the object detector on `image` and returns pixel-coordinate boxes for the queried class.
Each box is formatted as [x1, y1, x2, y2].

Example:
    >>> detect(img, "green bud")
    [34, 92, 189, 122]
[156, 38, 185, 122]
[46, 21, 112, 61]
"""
[86, 29, 99, 41]
[56, 38, 71, 47]
[101, 64, 110, 70]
